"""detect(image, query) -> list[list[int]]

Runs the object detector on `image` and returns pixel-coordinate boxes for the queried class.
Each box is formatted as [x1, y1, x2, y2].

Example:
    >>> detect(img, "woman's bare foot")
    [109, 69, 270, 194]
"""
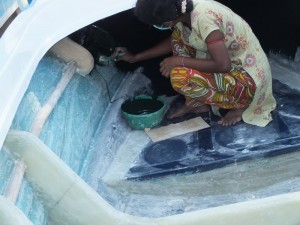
[167, 104, 210, 119]
[217, 108, 246, 126]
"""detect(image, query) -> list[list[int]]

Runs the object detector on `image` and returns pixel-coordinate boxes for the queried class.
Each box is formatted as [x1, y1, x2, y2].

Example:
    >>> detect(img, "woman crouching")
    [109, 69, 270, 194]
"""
[117, 0, 276, 126]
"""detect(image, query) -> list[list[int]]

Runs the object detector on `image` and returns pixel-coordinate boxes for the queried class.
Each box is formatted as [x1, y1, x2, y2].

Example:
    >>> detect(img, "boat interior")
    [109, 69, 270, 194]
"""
[1, 0, 300, 224]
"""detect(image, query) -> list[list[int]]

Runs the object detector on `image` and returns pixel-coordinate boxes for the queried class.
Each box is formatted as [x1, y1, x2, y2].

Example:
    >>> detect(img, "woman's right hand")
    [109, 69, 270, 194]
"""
[114, 47, 136, 63]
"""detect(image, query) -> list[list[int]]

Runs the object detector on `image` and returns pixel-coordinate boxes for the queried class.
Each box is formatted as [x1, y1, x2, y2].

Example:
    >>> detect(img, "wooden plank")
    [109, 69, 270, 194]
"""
[145, 116, 210, 142]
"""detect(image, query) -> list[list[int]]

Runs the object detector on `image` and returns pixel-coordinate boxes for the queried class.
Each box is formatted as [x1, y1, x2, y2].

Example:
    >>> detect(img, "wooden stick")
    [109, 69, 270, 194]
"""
[5, 61, 77, 203]
[30, 61, 77, 136]
[4, 160, 26, 203]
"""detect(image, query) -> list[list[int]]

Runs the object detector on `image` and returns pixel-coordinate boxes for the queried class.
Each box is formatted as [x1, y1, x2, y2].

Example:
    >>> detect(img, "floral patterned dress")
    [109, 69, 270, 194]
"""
[173, 0, 276, 127]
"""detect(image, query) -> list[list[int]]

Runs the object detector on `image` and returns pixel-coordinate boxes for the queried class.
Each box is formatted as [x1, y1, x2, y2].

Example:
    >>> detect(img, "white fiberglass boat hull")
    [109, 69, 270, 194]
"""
[0, 0, 135, 149]
[1, 0, 300, 224]
[3, 130, 300, 225]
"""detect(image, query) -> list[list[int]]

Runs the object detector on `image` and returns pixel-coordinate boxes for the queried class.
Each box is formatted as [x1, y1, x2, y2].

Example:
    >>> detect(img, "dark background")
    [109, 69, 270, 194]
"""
[221, 0, 300, 58]
[70, 0, 300, 96]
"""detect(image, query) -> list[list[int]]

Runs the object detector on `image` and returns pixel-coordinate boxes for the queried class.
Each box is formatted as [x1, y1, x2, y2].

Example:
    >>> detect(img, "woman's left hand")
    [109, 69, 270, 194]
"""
[160, 56, 182, 78]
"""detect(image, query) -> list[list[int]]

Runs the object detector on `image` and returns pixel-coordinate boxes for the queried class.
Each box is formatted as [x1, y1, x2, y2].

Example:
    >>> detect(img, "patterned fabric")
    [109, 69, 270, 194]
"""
[173, 0, 276, 127]
[170, 67, 256, 109]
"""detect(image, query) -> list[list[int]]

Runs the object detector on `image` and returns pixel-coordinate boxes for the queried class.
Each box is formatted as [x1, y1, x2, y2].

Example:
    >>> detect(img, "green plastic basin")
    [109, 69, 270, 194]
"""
[121, 95, 166, 130]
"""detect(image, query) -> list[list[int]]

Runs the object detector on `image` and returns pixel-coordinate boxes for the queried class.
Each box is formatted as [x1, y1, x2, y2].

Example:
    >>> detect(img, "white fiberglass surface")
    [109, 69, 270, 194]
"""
[7, 51, 300, 219]
[0, 0, 299, 223]
[0, 0, 136, 152]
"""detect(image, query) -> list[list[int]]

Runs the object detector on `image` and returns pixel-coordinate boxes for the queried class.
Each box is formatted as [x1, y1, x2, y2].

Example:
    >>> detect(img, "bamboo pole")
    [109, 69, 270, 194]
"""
[5, 61, 77, 203]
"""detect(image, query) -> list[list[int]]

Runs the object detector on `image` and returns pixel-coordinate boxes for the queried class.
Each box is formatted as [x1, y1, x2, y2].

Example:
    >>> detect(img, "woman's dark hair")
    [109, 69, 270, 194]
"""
[134, 0, 193, 25]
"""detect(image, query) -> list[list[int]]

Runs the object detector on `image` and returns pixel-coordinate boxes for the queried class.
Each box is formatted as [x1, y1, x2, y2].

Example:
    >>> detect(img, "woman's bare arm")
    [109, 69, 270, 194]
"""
[116, 36, 172, 63]
[160, 30, 232, 77]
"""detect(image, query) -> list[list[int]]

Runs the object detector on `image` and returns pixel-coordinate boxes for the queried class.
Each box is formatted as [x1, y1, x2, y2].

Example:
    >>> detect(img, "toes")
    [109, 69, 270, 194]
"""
[219, 119, 228, 126]
[217, 119, 223, 124]
[218, 109, 244, 126]
[221, 116, 242, 126]
[222, 120, 230, 126]
[167, 104, 208, 119]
